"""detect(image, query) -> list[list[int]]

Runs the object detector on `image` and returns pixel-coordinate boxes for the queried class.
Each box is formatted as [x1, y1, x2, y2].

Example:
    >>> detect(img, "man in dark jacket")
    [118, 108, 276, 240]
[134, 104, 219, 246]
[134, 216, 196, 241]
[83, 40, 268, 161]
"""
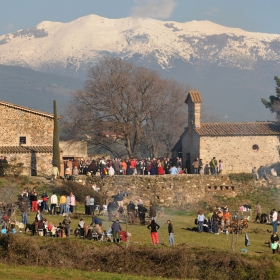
[138, 204, 147, 225]
[111, 219, 122, 242]
[62, 215, 71, 237]
[113, 189, 125, 209]
[127, 201, 136, 225]
[107, 201, 117, 221]
[149, 203, 157, 220]
[211, 210, 220, 234]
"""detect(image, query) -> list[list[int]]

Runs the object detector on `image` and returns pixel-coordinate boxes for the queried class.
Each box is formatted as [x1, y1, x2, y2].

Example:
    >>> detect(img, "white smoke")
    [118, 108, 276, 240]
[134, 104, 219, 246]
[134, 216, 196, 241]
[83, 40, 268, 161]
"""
[131, 0, 176, 19]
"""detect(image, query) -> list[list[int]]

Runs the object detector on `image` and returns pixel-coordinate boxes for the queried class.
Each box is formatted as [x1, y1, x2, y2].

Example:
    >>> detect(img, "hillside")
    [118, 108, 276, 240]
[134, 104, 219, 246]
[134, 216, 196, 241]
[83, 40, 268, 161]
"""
[0, 64, 84, 113]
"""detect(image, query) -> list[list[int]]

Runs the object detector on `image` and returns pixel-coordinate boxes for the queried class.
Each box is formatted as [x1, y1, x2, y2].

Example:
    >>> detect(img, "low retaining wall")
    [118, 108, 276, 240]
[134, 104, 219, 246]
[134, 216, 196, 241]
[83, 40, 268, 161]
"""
[74, 174, 257, 208]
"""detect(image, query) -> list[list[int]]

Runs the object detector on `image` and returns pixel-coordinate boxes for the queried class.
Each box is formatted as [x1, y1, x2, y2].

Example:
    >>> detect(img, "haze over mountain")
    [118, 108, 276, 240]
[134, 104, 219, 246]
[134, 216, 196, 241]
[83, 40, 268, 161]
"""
[0, 14, 279, 121]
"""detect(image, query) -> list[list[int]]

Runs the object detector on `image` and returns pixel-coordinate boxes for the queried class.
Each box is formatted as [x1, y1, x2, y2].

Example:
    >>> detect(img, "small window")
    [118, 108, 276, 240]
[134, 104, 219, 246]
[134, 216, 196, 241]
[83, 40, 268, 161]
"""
[252, 144, 259, 151]
[19, 136, 26, 145]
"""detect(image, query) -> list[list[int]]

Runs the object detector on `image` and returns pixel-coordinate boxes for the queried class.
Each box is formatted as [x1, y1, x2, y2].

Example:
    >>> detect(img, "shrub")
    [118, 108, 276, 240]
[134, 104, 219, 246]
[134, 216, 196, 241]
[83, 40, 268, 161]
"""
[229, 173, 254, 183]
[55, 181, 106, 205]
[0, 236, 280, 279]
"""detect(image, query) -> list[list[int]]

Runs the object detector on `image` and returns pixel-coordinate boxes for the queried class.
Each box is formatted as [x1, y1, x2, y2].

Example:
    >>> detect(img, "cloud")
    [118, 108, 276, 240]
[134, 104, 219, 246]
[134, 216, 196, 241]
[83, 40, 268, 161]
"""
[203, 7, 219, 16]
[131, 0, 176, 19]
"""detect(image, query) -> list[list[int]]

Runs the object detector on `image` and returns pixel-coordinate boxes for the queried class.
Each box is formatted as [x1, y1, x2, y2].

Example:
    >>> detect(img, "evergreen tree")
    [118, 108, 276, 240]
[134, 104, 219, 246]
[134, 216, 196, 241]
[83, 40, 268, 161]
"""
[53, 100, 60, 171]
[261, 76, 280, 120]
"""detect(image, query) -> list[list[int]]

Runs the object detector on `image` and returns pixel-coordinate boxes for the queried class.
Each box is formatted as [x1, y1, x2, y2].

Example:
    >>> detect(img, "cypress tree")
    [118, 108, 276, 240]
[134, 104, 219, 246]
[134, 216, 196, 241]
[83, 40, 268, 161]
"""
[53, 100, 60, 172]
[261, 76, 280, 120]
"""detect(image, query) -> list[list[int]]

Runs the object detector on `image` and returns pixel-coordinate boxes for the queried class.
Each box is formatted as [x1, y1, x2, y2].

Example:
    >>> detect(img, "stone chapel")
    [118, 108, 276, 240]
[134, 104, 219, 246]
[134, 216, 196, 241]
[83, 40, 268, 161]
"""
[172, 91, 280, 174]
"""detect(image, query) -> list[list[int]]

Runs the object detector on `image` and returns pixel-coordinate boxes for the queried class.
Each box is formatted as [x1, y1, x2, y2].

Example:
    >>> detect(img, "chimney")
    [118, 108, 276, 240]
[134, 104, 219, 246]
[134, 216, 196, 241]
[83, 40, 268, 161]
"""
[185, 90, 202, 128]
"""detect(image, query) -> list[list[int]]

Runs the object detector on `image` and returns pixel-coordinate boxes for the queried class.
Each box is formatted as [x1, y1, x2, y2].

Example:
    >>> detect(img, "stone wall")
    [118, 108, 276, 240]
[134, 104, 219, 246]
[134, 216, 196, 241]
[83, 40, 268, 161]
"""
[0, 104, 53, 146]
[200, 135, 280, 174]
[80, 174, 256, 208]
[2, 152, 53, 176]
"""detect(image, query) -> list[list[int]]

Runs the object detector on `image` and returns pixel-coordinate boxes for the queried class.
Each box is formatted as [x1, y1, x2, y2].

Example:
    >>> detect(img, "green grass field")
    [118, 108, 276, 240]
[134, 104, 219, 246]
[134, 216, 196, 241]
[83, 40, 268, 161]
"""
[0, 263, 174, 280]
[12, 207, 274, 254]
[2, 176, 280, 279]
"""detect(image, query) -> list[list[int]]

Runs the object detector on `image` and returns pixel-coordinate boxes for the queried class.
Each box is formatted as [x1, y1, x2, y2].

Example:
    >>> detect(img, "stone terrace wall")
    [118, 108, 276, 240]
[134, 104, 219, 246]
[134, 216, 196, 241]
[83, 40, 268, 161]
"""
[81, 175, 256, 208]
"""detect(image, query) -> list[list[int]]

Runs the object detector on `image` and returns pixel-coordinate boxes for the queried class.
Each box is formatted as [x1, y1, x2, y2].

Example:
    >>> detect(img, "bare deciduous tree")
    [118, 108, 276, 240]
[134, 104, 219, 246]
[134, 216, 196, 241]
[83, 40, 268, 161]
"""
[62, 57, 190, 158]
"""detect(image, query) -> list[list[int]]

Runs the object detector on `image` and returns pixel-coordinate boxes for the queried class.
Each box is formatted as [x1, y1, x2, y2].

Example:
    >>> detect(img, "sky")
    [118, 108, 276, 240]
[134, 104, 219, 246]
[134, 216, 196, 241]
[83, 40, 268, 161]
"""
[0, 0, 280, 36]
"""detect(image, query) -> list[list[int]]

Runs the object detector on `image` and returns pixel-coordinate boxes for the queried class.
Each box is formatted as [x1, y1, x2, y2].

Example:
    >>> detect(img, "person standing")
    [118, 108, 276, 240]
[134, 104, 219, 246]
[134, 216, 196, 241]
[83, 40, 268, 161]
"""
[20, 201, 28, 228]
[149, 203, 157, 221]
[112, 158, 121, 175]
[127, 201, 136, 225]
[252, 167, 259, 181]
[30, 188, 38, 212]
[111, 219, 122, 243]
[147, 220, 160, 245]
[210, 157, 218, 175]
[35, 209, 44, 234]
[113, 189, 125, 209]
[167, 220, 174, 245]
[138, 202, 147, 225]
[211, 210, 219, 234]
[254, 202, 262, 223]
[49, 192, 58, 215]
[197, 210, 205, 233]
[41, 191, 49, 213]
[99, 157, 106, 179]
[89, 195, 95, 215]
[51, 165, 59, 180]
[270, 232, 279, 254]
[62, 214, 71, 237]
[84, 194, 90, 215]
[192, 158, 199, 174]
[271, 209, 278, 233]
[59, 194, 66, 215]
[70, 192, 76, 214]
[218, 160, 223, 174]
[66, 195, 70, 214]
[129, 158, 137, 175]
[199, 159, 204, 175]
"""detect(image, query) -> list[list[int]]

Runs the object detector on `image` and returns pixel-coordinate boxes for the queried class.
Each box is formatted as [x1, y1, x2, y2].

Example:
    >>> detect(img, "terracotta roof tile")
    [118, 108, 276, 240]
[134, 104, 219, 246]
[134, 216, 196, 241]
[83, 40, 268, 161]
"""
[194, 122, 280, 136]
[0, 146, 62, 153]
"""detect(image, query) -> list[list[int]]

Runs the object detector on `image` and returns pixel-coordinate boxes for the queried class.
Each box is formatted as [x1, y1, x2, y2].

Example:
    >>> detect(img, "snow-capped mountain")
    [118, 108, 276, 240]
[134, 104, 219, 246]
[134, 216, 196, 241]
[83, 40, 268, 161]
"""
[0, 14, 280, 122]
[0, 14, 279, 76]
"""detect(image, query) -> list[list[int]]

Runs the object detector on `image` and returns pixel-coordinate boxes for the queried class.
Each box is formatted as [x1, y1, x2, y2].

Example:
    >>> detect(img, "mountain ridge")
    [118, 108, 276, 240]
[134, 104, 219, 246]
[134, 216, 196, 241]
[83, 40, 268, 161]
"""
[0, 14, 279, 122]
[0, 14, 279, 74]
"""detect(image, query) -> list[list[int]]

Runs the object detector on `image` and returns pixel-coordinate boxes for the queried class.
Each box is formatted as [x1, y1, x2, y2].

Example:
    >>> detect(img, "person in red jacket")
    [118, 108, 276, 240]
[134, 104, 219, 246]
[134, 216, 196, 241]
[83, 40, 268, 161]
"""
[130, 158, 136, 174]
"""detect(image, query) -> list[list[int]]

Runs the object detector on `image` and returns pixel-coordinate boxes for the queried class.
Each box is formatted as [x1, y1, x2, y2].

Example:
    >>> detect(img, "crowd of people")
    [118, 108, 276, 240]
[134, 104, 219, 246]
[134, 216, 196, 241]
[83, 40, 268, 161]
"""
[59, 156, 228, 178]
[60, 157, 184, 178]
[2, 192, 280, 252]
[17, 188, 76, 227]
[57, 156, 280, 179]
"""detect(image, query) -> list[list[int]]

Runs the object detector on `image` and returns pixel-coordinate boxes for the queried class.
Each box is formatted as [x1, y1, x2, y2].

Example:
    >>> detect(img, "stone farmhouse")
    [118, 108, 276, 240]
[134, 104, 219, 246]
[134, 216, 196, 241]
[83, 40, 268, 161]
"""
[0, 100, 55, 176]
[172, 91, 280, 174]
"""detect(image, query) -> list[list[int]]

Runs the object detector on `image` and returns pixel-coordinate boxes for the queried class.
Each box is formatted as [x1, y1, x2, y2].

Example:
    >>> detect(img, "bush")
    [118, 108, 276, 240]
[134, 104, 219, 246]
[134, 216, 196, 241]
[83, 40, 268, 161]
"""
[229, 173, 254, 183]
[55, 181, 106, 205]
[0, 236, 280, 279]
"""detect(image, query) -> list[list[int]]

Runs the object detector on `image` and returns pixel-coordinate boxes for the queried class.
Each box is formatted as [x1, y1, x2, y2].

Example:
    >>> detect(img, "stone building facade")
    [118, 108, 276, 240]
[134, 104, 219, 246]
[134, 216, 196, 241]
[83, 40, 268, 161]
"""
[172, 91, 280, 174]
[0, 100, 55, 176]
